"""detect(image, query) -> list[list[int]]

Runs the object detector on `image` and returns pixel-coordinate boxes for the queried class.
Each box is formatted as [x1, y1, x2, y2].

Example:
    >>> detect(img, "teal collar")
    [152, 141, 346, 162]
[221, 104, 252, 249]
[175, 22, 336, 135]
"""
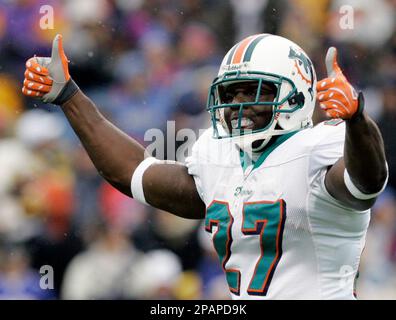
[239, 131, 299, 172]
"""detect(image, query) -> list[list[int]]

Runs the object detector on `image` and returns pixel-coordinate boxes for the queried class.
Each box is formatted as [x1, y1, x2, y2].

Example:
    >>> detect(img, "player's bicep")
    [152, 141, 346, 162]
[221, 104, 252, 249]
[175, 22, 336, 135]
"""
[142, 162, 205, 219]
[324, 157, 375, 211]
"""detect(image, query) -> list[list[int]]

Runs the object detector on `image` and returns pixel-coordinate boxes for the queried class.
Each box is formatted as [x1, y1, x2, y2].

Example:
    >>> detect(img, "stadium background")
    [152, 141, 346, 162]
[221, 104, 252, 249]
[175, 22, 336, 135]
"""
[0, 0, 395, 299]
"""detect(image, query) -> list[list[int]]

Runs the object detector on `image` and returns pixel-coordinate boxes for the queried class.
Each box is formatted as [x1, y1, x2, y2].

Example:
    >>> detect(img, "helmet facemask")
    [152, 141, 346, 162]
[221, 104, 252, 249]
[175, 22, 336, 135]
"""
[207, 70, 306, 151]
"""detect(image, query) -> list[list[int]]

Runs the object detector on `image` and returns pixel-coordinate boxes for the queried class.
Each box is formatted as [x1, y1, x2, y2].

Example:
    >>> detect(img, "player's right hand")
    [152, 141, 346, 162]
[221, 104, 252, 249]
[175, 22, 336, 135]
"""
[22, 34, 79, 105]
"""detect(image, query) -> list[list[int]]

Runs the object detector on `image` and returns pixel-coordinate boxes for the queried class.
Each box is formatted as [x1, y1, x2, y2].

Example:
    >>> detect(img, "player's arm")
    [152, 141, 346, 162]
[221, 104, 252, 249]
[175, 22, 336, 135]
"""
[317, 48, 388, 211]
[61, 92, 205, 219]
[22, 34, 205, 219]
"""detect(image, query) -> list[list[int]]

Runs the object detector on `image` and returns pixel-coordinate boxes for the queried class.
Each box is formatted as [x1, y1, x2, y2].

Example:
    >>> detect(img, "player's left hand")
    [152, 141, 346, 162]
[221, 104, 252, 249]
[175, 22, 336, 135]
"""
[316, 47, 363, 120]
[22, 34, 78, 105]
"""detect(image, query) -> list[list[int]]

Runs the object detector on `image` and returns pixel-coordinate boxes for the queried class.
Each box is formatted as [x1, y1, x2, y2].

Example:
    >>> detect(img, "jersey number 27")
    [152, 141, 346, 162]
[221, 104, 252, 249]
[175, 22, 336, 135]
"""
[205, 199, 286, 296]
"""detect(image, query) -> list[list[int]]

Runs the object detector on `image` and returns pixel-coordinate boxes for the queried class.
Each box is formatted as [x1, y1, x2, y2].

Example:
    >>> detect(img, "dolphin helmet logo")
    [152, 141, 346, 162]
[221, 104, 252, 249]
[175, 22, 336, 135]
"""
[288, 47, 315, 100]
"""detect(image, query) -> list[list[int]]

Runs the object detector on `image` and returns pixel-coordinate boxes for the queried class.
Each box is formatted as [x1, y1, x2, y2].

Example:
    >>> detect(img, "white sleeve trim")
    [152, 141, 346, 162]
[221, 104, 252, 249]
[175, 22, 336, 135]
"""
[131, 157, 159, 205]
[344, 164, 389, 200]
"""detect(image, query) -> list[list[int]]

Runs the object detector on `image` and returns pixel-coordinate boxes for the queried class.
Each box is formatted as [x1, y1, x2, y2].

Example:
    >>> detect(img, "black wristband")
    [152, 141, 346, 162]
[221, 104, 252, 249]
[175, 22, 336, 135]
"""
[52, 79, 79, 105]
[348, 91, 365, 123]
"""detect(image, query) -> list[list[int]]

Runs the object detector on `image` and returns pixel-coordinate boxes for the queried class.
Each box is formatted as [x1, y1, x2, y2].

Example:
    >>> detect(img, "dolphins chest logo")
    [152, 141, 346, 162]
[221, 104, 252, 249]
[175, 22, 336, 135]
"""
[288, 47, 315, 100]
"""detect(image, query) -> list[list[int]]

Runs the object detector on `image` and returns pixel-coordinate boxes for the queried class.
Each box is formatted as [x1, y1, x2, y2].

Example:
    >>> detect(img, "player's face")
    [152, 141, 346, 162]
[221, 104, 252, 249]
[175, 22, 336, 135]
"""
[220, 81, 277, 133]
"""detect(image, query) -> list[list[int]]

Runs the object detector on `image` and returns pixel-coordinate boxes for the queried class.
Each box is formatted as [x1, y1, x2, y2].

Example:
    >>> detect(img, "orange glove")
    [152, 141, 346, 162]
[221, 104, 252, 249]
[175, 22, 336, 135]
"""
[22, 34, 78, 105]
[316, 47, 364, 120]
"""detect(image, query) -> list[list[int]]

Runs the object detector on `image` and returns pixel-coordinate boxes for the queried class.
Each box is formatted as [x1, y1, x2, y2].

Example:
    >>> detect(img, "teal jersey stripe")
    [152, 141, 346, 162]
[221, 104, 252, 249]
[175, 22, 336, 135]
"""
[254, 131, 298, 169]
[242, 34, 269, 62]
[240, 130, 299, 172]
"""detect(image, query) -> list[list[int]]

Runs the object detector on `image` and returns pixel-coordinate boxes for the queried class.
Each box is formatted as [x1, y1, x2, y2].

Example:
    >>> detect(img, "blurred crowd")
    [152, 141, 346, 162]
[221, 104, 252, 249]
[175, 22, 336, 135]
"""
[0, 0, 395, 300]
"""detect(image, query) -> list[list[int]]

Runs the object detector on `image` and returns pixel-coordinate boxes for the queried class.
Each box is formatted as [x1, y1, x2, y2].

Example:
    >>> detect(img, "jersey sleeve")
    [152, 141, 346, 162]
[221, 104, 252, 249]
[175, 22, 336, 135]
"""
[308, 121, 356, 207]
[308, 121, 345, 182]
[184, 128, 212, 203]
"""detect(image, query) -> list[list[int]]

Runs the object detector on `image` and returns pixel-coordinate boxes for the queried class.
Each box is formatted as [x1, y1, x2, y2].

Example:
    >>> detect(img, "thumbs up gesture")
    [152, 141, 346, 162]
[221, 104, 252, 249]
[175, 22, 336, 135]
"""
[22, 34, 79, 105]
[316, 47, 364, 120]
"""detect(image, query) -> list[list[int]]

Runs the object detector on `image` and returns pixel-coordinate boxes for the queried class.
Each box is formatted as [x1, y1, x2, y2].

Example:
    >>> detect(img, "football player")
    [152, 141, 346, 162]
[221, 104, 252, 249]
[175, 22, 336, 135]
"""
[22, 33, 388, 299]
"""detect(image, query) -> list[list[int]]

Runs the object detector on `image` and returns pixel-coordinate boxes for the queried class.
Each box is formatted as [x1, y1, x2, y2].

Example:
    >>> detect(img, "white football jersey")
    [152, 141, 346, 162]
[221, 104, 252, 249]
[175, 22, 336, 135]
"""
[186, 120, 370, 300]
